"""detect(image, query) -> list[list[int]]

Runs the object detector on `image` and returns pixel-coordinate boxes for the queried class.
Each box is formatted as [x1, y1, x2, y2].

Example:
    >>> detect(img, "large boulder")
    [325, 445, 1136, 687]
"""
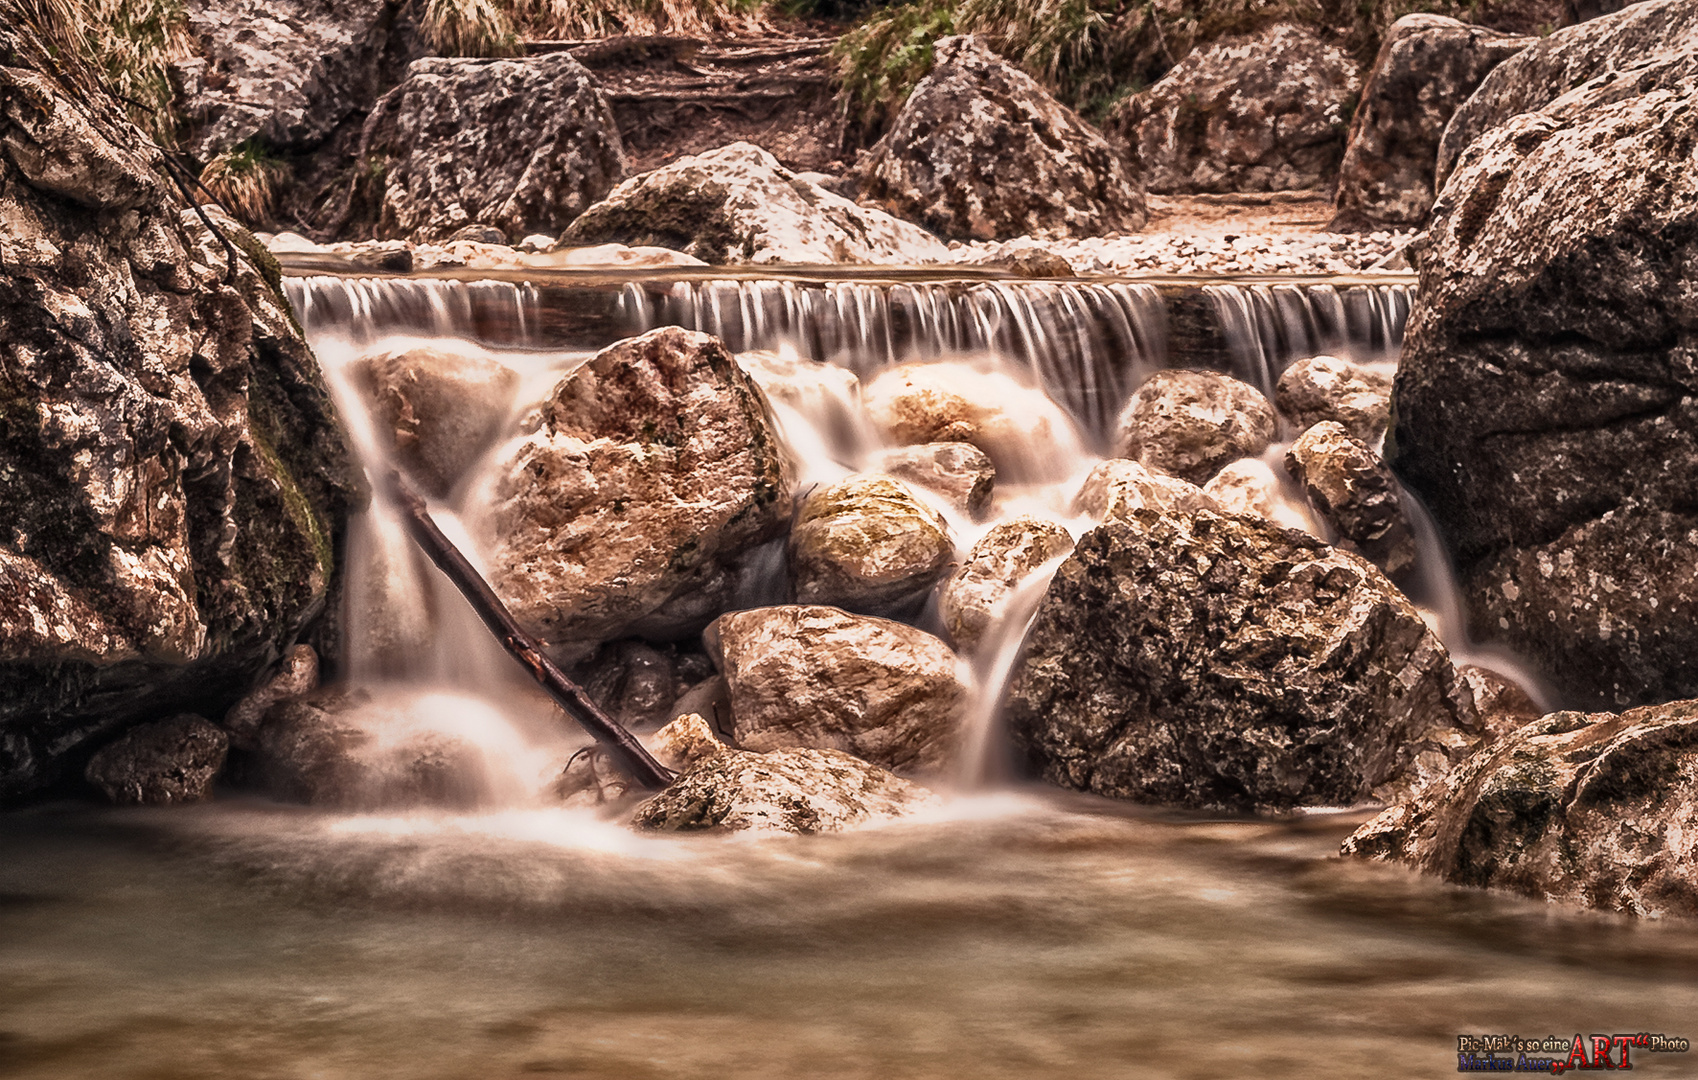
[1436, 0, 1698, 188]
[1331, 15, 1531, 230]
[1107, 24, 1362, 194]
[348, 345, 519, 497]
[357, 53, 627, 242]
[1388, 49, 1698, 709]
[559, 142, 949, 265]
[1007, 508, 1477, 812]
[481, 328, 794, 651]
[1285, 421, 1415, 579]
[708, 606, 969, 776]
[1343, 699, 1698, 918]
[1274, 355, 1393, 445]
[83, 714, 229, 805]
[0, 53, 360, 804]
[939, 517, 1074, 654]
[1114, 370, 1277, 484]
[788, 475, 954, 614]
[854, 35, 1147, 241]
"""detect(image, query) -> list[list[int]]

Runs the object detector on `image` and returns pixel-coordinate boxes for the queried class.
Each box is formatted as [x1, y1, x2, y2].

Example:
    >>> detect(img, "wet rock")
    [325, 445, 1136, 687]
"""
[482, 328, 793, 650]
[570, 639, 707, 732]
[1107, 24, 1362, 195]
[1343, 700, 1698, 918]
[709, 606, 969, 775]
[1074, 459, 1217, 523]
[1459, 664, 1545, 744]
[1274, 355, 1393, 445]
[1436, 0, 1698, 189]
[1389, 45, 1698, 708]
[863, 362, 1082, 480]
[940, 518, 1074, 654]
[788, 476, 953, 615]
[873, 443, 996, 521]
[632, 744, 936, 834]
[667, 676, 731, 736]
[0, 54, 360, 804]
[1201, 459, 1281, 520]
[84, 715, 229, 805]
[855, 35, 1146, 241]
[1332, 16, 1531, 229]
[1285, 421, 1415, 579]
[358, 53, 626, 242]
[224, 644, 320, 750]
[548, 242, 706, 268]
[1114, 370, 1277, 484]
[444, 224, 507, 245]
[1007, 508, 1477, 812]
[349, 345, 519, 498]
[560, 142, 949, 265]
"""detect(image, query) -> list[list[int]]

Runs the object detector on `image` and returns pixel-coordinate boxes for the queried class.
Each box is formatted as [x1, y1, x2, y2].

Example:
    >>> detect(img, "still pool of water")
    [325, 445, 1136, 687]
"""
[3, 793, 1695, 1079]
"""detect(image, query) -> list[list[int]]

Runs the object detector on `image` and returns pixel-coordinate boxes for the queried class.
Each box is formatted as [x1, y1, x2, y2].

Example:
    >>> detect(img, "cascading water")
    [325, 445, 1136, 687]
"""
[1205, 281, 1412, 395]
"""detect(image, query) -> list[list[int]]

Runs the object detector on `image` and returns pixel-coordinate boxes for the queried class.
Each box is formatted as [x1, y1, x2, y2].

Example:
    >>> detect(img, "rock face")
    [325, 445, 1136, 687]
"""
[709, 606, 969, 776]
[349, 346, 518, 497]
[560, 142, 949, 264]
[855, 35, 1147, 241]
[873, 442, 995, 521]
[1389, 42, 1698, 708]
[1115, 370, 1277, 484]
[633, 743, 936, 834]
[1274, 355, 1393, 445]
[1285, 421, 1415, 578]
[84, 714, 229, 805]
[789, 475, 954, 614]
[1074, 459, 1217, 522]
[1108, 24, 1362, 194]
[1343, 700, 1698, 918]
[1331, 15, 1531, 230]
[357, 54, 627, 242]
[940, 518, 1074, 654]
[1007, 509, 1476, 812]
[482, 328, 793, 650]
[0, 52, 360, 804]
[1436, 0, 1698, 189]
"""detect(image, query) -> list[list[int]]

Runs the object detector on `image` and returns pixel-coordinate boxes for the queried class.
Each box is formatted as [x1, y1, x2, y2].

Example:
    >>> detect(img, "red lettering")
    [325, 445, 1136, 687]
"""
[1593, 1036, 1615, 1068]
[1611, 1035, 1637, 1069]
[1567, 1035, 1592, 1070]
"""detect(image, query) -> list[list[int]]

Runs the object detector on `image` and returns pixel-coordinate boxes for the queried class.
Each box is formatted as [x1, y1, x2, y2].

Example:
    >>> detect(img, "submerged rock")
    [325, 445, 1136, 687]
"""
[855, 35, 1146, 241]
[1114, 370, 1277, 484]
[358, 53, 626, 242]
[349, 345, 519, 497]
[862, 362, 1081, 480]
[789, 475, 954, 615]
[1007, 509, 1477, 812]
[84, 715, 229, 805]
[1108, 24, 1361, 194]
[1343, 699, 1698, 918]
[873, 442, 996, 521]
[710, 606, 969, 776]
[483, 327, 793, 650]
[1389, 36, 1698, 708]
[0, 53, 360, 804]
[1074, 459, 1217, 523]
[736, 350, 868, 459]
[560, 142, 948, 265]
[1274, 355, 1393, 445]
[1331, 15, 1531, 230]
[940, 518, 1074, 654]
[1285, 421, 1415, 579]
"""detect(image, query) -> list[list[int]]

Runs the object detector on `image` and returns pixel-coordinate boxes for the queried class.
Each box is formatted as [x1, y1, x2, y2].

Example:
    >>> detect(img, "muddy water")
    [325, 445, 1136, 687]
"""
[3, 797, 1697, 1080]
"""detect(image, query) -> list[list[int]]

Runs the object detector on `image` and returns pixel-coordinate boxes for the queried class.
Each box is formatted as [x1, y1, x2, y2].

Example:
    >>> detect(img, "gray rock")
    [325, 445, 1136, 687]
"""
[1007, 508, 1477, 812]
[1285, 421, 1415, 579]
[0, 54, 360, 805]
[940, 517, 1074, 654]
[358, 53, 626, 242]
[1436, 0, 1698, 189]
[1343, 699, 1698, 918]
[1390, 47, 1698, 708]
[349, 345, 519, 497]
[1274, 355, 1393, 445]
[788, 475, 954, 615]
[84, 715, 229, 805]
[873, 442, 996, 521]
[1331, 15, 1531, 230]
[855, 35, 1146, 241]
[482, 328, 793, 650]
[1107, 24, 1362, 194]
[709, 606, 969, 776]
[561, 142, 949, 265]
[1114, 370, 1277, 484]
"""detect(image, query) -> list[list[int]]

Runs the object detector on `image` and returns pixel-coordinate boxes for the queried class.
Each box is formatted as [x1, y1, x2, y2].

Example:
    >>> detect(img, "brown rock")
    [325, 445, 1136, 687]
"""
[349, 345, 519, 497]
[1458, 664, 1545, 744]
[863, 362, 1083, 480]
[873, 442, 996, 520]
[84, 715, 229, 805]
[1274, 355, 1393, 445]
[788, 475, 954, 615]
[1114, 370, 1277, 484]
[224, 644, 320, 750]
[1285, 421, 1415, 579]
[1074, 459, 1218, 522]
[940, 518, 1074, 654]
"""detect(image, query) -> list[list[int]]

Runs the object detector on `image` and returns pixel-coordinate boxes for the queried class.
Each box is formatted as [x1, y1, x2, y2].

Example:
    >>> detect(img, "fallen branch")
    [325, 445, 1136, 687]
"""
[381, 471, 677, 791]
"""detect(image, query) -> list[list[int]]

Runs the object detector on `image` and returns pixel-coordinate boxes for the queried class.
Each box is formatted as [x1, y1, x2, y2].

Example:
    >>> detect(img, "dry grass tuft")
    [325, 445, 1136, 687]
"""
[509, 0, 773, 39]
[420, 0, 523, 56]
[199, 141, 289, 226]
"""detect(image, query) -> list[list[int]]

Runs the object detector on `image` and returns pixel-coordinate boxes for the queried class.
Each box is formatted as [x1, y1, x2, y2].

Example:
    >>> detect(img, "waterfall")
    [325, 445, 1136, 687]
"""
[1204, 282, 1412, 395]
